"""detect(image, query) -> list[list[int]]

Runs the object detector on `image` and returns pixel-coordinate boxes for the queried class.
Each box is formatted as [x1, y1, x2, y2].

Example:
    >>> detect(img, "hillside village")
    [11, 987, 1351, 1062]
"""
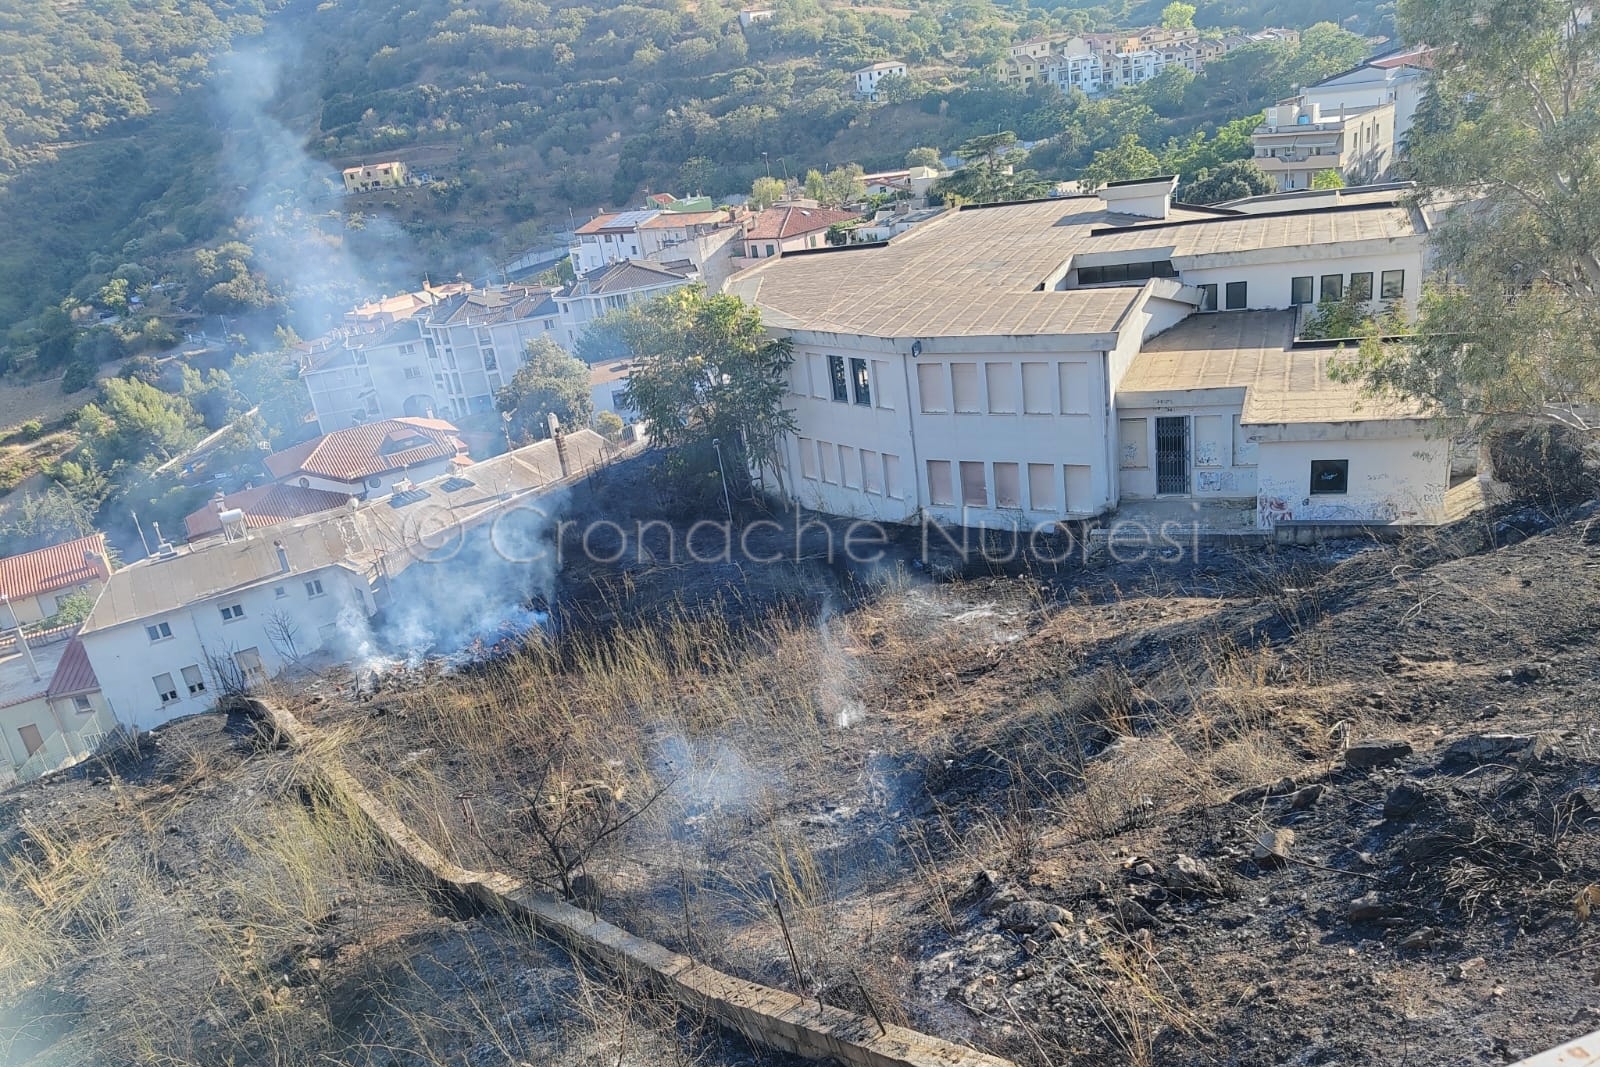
[3, 3, 1600, 1067]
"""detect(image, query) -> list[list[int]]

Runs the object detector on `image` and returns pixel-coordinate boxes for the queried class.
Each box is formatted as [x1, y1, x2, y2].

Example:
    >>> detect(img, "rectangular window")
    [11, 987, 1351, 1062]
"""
[818, 440, 837, 484]
[146, 621, 172, 642]
[1320, 274, 1344, 302]
[1225, 281, 1248, 310]
[994, 462, 1022, 508]
[871, 360, 894, 408]
[959, 461, 988, 507]
[72, 695, 93, 714]
[797, 437, 818, 479]
[1059, 362, 1093, 415]
[840, 445, 861, 489]
[154, 673, 179, 704]
[1198, 283, 1218, 312]
[220, 603, 245, 621]
[1310, 459, 1350, 494]
[951, 363, 980, 413]
[1065, 465, 1092, 512]
[182, 664, 206, 696]
[805, 353, 827, 398]
[927, 460, 955, 506]
[1021, 362, 1052, 414]
[305, 579, 325, 597]
[274, 586, 287, 598]
[917, 364, 948, 412]
[1290, 276, 1313, 305]
[861, 449, 883, 494]
[1349, 272, 1373, 302]
[235, 647, 267, 684]
[1381, 270, 1405, 300]
[404, 366, 422, 379]
[849, 358, 871, 406]
[828, 356, 849, 402]
[985, 363, 1018, 413]
[1028, 464, 1057, 510]
[766, 243, 776, 257]
[883, 453, 902, 499]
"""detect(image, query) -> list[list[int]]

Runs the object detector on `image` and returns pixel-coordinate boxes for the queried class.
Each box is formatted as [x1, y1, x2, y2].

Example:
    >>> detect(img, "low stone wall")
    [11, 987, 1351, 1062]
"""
[250, 698, 1015, 1067]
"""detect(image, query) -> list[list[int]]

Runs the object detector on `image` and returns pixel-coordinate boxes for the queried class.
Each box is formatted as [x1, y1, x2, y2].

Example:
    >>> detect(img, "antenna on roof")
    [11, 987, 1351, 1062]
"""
[131, 510, 151, 558]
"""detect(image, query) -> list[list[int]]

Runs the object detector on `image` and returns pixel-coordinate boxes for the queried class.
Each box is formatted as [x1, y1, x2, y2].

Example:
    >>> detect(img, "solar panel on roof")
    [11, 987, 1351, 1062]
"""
[390, 488, 431, 508]
[439, 476, 475, 493]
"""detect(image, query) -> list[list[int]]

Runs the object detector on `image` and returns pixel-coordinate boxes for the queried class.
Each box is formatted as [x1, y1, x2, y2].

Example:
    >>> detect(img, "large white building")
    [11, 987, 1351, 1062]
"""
[726, 177, 1448, 534]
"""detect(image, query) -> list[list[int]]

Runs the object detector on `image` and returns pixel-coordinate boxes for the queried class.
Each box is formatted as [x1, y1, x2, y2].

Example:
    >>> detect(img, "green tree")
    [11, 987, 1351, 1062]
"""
[615, 287, 796, 498]
[593, 410, 625, 440]
[74, 377, 203, 465]
[497, 337, 594, 444]
[1310, 169, 1345, 190]
[1177, 159, 1277, 204]
[906, 146, 943, 169]
[1161, 2, 1196, 31]
[1078, 135, 1161, 192]
[935, 131, 1049, 205]
[230, 351, 311, 444]
[1345, 0, 1600, 432]
[750, 175, 787, 210]
[803, 164, 866, 208]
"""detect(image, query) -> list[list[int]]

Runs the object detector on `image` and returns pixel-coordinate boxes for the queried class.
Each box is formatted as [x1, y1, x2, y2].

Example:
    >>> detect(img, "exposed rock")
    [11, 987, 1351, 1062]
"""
[1289, 784, 1325, 811]
[1398, 927, 1439, 950]
[1343, 738, 1413, 770]
[1165, 854, 1224, 897]
[956, 869, 1002, 906]
[1448, 956, 1487, 981]
[1497, 664, 1545, 685]
[1347, 891, 1400, 923]
[1555, 787, 1600, 825]
[1443, 733, 1553, 766]
[998, 900, 1070, 933]
[980, 887, 1024, 916]
[1230, 776, 1297, 805]
[1252, 827, 1295, 864]
[1384, 779, 1432, 821]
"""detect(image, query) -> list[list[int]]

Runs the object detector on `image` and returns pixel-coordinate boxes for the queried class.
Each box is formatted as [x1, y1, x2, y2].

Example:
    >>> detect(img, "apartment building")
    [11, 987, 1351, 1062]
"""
[726, 177, 1446, 533]
[1252, 99, 1398, 191]
[852, 61, 907, 99]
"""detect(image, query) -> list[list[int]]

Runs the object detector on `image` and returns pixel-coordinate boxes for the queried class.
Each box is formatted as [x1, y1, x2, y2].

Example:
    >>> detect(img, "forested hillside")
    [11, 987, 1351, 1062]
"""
[0, 0, 1379, 371]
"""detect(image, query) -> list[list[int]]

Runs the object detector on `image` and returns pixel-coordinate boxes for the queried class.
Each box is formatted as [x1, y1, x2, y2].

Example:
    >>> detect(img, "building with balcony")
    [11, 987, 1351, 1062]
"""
[341, 161, 410, 193]
[1252, 99, 1398, 191]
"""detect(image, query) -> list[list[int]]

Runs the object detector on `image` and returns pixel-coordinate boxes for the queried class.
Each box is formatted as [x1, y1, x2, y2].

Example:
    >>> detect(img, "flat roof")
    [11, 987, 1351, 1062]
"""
[1118, 311, 1425, 424]
[0, 635, 77, 710]
[729, 195, 1425, 339]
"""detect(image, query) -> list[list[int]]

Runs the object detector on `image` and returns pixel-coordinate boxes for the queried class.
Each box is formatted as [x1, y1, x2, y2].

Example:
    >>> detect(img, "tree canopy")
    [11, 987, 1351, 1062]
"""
[1078, 134, 1161, 192]
[497, 337, 595, 444]
[1348, 0, 1600, 431]
[1176, 159, 1276, 204]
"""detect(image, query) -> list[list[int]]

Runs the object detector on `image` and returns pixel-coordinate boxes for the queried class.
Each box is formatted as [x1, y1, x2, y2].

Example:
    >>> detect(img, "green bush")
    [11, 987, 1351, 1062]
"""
[61, 360, 97, 394]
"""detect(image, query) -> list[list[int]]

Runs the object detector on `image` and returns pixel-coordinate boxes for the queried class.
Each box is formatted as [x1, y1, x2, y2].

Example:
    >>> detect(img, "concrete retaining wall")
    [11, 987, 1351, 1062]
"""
[251, 698, 1015, 1067]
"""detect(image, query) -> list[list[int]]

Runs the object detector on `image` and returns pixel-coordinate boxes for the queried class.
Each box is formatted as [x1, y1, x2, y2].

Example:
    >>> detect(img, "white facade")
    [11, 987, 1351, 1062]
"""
[730, 179, 1446, 534]
[81, 560, 372, 733]
[1044, 51, 1103, 95]
[1253, 100, 1399, 191]
[853, 61, 907, 99]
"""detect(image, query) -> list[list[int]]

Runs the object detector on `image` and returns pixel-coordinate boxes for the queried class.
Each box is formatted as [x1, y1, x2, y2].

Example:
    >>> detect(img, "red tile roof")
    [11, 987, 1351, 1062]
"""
[45, 637, 99, 697]
[0, 534, 111, 605]
[263, 418, 467, 484]
[183, 484, 354, 541]
[745, 206, 864, 241]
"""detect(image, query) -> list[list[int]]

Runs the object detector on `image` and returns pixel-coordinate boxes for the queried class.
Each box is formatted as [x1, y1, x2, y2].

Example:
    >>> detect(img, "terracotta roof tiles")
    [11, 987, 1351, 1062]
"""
[0, 534, 111, 605]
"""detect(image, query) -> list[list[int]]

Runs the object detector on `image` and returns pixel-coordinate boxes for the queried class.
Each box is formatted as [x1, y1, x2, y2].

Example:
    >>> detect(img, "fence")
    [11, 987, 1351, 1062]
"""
[15, 722, 109, 783]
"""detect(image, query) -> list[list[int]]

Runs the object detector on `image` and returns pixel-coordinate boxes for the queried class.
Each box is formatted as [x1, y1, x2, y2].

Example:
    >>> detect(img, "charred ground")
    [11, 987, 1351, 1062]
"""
[4, 453, 1599, 1066]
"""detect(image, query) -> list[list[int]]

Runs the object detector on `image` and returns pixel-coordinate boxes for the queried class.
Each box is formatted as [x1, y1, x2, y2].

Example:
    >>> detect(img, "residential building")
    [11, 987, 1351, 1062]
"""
[1252, 98, 1398, 191]
[555, 260, 699, 341]
[1043, 48, 1104, 95]
[77, 432, 613, 733]
[738, 7, 773, 27]
[1296, 47, 1433, 153]
[742, 206, 865, 259]
[1003, 25, 1246, 91]
[590, 361, 637, 423]
[0, 634, 114, 783]
[262, 417, 469, 498]
[342, 161, 410, 193]
[302, 285, 564, 430]
[0, 534, 113, 627]
[852, 61, 907, 100]
[855, 205, 949, 243]
[725, 177, 1444, 533]
[570, 206, 744, 289]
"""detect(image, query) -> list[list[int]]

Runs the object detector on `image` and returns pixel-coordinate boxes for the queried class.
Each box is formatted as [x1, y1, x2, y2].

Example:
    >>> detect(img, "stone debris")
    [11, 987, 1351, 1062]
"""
[1343, 738, 1414, 770]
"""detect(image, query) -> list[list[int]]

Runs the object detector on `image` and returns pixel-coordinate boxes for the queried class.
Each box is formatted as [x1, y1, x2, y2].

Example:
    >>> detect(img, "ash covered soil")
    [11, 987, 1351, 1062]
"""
[7, 446, 1600, 1066]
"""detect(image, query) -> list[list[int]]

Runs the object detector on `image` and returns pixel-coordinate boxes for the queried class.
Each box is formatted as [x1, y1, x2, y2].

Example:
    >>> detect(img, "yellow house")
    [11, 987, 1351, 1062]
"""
[342, 161, 411, 194]
[0, 636, 116, 783]
[0, 533, 112, 628]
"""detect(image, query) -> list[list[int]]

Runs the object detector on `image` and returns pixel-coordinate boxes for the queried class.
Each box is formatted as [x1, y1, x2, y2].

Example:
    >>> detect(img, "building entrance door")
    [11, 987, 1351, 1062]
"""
[1155, 416, 1190, 495]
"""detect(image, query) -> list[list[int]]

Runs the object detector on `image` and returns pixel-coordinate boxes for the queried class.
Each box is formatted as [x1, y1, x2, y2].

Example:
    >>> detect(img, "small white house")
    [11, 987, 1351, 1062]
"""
[853, 61, 907, 100]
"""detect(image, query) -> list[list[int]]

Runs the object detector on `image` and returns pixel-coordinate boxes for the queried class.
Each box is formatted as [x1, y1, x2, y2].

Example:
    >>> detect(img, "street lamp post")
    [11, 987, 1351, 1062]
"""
[711, 438, 733, 523]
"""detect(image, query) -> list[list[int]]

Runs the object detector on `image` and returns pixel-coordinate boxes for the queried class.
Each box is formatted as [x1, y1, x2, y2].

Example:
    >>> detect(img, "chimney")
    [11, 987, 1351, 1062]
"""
[548, 413, 570, 476]
[274, 540, 290, 573]
[1095, 174, 1180, 220]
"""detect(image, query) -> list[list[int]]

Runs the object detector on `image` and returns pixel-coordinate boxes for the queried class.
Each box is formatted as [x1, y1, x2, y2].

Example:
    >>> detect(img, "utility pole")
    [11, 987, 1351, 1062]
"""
[711, 438, 733, 523]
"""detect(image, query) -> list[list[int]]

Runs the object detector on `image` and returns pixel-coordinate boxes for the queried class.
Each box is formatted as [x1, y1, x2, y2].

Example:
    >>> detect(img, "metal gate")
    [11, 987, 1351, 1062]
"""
[1155, 416, 1190, 495]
